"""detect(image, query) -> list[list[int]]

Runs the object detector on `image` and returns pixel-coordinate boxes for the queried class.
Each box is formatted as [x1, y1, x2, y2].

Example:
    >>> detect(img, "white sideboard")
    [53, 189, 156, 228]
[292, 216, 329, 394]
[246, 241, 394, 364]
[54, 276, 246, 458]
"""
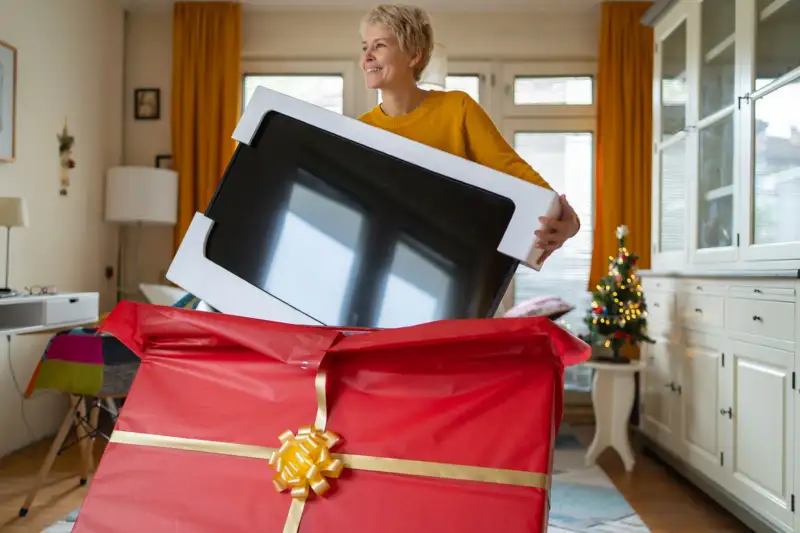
[0, 293, 99, 335]
[640, 0, 800, 531]
[637, 272, 799, 533]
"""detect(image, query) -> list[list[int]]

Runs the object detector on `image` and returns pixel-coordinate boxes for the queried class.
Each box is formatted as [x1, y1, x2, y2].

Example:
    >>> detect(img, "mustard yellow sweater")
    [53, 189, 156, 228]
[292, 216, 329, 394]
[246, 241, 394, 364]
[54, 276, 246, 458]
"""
[358, 90, 552, 190]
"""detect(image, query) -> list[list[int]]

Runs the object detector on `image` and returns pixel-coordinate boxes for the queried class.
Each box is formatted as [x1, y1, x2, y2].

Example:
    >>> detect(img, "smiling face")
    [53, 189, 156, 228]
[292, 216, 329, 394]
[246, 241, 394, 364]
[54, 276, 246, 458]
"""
[360, 23, 420, 91]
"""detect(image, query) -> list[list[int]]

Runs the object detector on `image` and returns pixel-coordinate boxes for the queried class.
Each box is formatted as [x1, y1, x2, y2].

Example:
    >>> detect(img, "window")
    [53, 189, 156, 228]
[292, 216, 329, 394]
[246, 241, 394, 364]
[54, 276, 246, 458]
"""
[501, 63, 596, 117]
[513, 76, 594, 105]
[507, 127, 594, 394]
[241, 60, 356, 116]
[243, 75, 345, 114]
[507, 128, 595, 334]
[443, 75, 481, 102]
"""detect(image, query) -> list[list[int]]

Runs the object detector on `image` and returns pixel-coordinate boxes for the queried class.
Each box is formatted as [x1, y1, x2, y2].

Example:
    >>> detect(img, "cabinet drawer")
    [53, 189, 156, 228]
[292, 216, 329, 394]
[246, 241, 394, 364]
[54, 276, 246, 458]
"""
[641, 277, 677, 293]
[679, 293, 724, 329]
[728, 285, 795, 302]
[681, 280, 727, 296]
[727, 298, 795, 342]
[44, 294, 98, 326]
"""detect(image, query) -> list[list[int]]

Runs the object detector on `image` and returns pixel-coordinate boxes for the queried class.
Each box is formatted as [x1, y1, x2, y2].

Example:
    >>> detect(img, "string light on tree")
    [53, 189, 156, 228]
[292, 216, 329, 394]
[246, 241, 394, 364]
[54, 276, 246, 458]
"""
[583, 225, 655, 364]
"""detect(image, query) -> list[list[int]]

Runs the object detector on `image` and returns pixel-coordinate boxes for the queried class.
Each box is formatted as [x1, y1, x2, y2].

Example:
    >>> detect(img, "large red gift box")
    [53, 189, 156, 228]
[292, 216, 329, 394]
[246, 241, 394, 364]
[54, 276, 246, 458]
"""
[73, 301, 589, 533]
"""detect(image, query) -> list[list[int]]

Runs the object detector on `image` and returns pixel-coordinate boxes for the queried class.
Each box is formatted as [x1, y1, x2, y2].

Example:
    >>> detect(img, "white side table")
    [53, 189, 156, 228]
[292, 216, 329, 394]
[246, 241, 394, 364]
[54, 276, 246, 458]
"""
[584, 360, 645, 472]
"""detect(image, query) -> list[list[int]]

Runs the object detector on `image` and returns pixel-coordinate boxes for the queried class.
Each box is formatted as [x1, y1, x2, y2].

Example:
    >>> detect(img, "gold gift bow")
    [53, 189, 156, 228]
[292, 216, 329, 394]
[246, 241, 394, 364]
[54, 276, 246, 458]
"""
[109, 369, 549, 533]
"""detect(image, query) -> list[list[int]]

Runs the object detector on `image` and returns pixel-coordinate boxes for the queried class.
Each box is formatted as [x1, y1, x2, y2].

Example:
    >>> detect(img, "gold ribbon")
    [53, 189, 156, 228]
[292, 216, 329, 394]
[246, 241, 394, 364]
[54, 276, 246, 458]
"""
[109, 367, 549, 533]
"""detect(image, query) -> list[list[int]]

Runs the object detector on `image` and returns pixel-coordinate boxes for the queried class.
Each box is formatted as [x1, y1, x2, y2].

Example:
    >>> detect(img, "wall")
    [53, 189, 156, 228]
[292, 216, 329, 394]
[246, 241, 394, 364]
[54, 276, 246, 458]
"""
[123, 6, 601, 284]
[0, 0, 124, 457]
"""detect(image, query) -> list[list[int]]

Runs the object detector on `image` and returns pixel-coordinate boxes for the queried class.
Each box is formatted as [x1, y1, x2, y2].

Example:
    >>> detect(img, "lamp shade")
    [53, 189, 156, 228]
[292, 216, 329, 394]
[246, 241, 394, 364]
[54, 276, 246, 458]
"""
[0, 197, 29, 228]
[419, 42, 447, 89]
[105, 166, 178, 225]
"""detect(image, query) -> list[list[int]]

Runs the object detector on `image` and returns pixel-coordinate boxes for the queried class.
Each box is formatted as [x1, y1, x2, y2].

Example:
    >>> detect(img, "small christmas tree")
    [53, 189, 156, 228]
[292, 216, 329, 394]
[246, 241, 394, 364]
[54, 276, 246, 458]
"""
[584, 225, 655, 363]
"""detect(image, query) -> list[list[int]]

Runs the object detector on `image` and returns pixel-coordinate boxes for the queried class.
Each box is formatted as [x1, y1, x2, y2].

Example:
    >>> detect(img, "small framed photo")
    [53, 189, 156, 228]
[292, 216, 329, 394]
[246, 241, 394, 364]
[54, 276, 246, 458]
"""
[0, 39, 17, 162]
[135, 88, 160, 120]
[155, 154, 173, 170]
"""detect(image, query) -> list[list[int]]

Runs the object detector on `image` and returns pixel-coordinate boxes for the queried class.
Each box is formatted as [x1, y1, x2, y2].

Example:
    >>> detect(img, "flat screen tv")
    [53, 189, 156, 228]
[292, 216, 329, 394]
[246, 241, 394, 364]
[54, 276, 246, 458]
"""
[166, 87, 559, 328]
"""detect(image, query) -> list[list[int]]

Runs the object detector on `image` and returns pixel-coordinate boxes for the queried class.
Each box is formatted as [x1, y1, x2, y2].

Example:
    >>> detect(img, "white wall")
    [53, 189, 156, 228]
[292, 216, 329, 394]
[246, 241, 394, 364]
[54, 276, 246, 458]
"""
[0, 0, 124, 457]
[123, 7, 600, 284]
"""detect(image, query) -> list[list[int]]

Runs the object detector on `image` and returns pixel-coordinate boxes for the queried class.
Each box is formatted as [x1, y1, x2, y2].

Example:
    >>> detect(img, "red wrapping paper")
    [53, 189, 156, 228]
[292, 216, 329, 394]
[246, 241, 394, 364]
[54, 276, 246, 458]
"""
[73, 301, 589, 533]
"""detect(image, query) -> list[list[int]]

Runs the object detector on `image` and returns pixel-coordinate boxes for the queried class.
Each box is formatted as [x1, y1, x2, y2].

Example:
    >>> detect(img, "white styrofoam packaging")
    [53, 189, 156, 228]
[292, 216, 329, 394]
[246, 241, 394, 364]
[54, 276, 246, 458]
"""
[166, 86, 561, 326]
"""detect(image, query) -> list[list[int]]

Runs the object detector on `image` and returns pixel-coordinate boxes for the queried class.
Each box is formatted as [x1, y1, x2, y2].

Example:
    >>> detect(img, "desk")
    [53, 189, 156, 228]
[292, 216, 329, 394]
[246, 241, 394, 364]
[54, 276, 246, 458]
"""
[584, 360, 646, 473]
[0, 293, 99, 335]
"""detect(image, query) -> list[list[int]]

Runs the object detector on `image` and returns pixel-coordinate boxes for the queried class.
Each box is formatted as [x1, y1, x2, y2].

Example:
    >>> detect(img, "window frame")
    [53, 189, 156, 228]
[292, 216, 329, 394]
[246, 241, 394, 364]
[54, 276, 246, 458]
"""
[500, 61, 597, 118]
[241, 60, 357, 117]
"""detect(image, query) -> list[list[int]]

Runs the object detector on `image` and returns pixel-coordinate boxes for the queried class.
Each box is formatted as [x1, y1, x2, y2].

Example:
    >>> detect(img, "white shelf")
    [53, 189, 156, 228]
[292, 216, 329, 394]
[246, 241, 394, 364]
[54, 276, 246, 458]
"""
[0, 293, 99, 337]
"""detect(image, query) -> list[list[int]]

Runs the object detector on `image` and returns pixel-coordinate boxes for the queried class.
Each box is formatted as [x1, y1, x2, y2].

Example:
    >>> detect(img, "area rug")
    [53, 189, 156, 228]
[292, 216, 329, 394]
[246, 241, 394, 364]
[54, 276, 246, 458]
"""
[43, 425, 648, 533]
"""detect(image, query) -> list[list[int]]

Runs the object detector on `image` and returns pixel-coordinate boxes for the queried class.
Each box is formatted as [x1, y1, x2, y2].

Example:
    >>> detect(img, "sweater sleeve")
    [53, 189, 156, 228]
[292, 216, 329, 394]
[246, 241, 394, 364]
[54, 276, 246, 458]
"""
[460, 93, 552, 190]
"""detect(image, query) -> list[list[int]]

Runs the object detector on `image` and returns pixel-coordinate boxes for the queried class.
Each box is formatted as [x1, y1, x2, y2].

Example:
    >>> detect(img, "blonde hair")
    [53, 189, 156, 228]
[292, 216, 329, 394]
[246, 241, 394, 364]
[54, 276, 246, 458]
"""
[361, 4, 434, 81]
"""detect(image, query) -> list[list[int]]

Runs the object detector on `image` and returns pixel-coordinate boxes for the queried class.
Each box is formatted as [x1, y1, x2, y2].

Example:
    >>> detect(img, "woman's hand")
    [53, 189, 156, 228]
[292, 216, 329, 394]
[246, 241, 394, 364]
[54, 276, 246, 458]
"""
[534, 194, 580, 263]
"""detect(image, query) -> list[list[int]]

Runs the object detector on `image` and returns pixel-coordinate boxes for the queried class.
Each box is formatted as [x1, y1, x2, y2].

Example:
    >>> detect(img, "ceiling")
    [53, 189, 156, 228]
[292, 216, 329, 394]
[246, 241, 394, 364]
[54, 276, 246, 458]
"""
[122, 0, 627, 13]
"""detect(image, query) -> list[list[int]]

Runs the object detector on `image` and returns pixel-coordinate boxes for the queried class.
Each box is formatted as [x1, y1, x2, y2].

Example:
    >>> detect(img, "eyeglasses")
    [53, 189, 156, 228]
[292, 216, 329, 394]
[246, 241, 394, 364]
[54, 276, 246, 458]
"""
[24, 285, 58, 296]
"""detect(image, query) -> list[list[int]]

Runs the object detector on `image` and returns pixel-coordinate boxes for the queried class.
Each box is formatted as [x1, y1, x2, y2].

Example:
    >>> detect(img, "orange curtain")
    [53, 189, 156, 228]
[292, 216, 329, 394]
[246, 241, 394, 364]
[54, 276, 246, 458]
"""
[171, 1, 242, 251]
[588, 2, 654, 289]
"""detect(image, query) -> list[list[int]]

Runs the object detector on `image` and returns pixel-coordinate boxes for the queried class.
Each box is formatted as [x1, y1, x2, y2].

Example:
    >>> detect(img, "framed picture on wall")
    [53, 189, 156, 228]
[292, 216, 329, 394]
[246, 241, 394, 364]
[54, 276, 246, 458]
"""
[155, 154, 173, 169]
[135, 88, 160, 120]
[0, 39, 17, 162]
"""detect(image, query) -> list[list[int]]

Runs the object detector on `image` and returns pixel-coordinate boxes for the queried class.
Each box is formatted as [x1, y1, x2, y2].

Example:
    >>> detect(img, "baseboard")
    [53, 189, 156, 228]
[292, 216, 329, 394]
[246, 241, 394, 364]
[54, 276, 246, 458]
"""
[563, 404, 595, 426]
[634, 428, 782, 533]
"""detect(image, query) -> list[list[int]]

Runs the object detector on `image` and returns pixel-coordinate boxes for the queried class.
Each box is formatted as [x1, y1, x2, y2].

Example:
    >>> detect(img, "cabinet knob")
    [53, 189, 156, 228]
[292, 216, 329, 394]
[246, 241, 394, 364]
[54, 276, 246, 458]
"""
[752, 315, 763, 322]
[653, 302, 661, 308]
[694, 308, 703, 314]
[719, 407, 733, 419]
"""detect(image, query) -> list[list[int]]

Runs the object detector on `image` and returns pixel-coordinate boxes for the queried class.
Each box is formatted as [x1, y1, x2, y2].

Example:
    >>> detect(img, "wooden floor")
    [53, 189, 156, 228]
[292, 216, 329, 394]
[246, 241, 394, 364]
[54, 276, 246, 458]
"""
[0, 424, 751, 533]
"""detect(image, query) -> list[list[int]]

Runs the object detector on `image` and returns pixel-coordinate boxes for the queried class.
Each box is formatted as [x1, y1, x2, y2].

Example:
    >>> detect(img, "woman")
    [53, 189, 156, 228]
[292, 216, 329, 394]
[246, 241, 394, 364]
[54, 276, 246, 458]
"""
[358, 4, 580, 261]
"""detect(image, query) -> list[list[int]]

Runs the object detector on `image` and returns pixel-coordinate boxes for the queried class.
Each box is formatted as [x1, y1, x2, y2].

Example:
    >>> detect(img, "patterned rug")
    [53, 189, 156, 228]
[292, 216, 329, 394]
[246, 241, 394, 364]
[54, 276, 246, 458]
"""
[44, 425, 648, 532]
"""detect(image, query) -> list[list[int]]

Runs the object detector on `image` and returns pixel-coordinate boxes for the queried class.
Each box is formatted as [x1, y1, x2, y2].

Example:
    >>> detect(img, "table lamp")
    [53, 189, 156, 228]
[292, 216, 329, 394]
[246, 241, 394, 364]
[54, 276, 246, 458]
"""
[105, 166, 178, 301]
[0, 197, 29, 296]
[419, 42, 448, 90]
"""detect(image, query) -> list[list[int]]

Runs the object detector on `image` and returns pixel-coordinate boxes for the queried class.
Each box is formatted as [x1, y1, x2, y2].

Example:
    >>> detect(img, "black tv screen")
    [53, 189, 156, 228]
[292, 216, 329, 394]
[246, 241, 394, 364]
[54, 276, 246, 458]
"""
[203, 111, 519, 328]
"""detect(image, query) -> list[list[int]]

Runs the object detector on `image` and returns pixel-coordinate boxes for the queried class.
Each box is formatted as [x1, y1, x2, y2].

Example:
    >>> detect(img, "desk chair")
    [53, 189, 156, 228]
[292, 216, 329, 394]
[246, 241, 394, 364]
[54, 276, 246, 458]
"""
[18, 290, 203, 517]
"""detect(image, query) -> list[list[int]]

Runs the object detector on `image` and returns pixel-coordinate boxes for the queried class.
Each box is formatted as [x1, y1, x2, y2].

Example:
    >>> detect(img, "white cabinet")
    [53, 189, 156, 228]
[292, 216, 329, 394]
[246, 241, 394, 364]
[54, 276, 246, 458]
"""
[641, 1, 799, 528]
[643, 2, 800, 527]
[640, 337, 682, 452]
[649, 0, 800, 271]
[638, 276, 798, 532]
[728, 340, 795, 529]
[680, 331, 725, 482]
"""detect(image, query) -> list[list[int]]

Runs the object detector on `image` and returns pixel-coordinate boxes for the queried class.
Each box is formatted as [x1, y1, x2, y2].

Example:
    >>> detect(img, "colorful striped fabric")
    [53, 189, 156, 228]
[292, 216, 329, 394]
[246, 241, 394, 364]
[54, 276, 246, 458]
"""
[24, 294, 203, 398]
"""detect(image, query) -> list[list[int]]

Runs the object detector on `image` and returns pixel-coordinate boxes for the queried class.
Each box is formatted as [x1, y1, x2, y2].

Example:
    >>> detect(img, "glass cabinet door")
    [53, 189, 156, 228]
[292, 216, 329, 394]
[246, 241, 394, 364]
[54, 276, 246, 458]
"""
[695, 0, 738, 257]
[654, 13, 690, 262]
[743, 0, 800, 259]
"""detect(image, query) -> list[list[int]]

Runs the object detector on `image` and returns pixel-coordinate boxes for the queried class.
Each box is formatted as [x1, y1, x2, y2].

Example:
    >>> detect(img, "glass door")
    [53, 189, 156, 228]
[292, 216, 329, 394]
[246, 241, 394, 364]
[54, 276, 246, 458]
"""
[653, 6, 692, 269]
[503, 117, 595, 404]
[740, 0, 800, 261]
[692, 0, 740, 263]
